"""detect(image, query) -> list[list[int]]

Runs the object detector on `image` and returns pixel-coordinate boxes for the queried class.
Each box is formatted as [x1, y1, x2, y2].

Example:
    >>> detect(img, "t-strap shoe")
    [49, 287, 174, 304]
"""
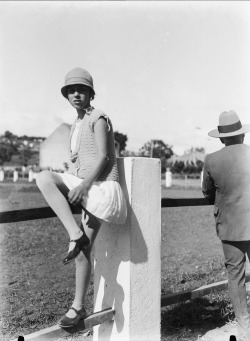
[58, 307, 87, 328]
[63, 233, 90, 265]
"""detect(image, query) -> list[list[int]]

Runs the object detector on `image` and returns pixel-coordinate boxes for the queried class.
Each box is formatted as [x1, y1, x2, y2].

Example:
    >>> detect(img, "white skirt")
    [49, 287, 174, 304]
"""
[57, 173, 127, 225]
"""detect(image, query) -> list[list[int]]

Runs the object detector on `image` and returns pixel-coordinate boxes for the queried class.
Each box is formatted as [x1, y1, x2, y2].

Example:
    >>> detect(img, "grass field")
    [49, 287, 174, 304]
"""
[0, 182, 236, 341]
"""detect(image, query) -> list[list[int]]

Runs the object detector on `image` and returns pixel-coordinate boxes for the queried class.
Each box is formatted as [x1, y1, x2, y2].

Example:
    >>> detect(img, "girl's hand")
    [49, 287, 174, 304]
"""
[68, 182, 91, 205]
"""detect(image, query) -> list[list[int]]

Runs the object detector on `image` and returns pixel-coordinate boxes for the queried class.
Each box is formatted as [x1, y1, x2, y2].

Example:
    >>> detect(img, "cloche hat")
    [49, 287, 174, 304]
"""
[61, 67, 95, 98]
[208, 110, 250, 138]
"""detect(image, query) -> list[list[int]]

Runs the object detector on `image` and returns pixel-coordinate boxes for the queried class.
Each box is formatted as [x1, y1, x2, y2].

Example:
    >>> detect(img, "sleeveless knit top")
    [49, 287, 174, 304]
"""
[67, 107, 119, 182]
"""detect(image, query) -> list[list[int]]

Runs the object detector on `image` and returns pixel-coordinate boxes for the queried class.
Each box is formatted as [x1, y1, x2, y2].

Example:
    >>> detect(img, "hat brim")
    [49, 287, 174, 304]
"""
[208, 124, 250, 138]
[61, 82, 95, 99]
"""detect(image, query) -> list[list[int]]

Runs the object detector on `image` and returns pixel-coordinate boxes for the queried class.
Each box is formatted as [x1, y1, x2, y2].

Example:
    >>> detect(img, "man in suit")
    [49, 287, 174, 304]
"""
[202, 110, 250, 341]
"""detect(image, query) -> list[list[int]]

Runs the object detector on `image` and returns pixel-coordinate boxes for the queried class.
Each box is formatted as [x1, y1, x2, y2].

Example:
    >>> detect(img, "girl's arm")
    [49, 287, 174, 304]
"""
[68, 117, 109, 205]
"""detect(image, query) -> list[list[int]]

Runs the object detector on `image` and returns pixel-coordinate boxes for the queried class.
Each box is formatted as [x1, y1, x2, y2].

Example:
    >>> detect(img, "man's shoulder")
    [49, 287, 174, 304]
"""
[205, 144, 250, 163]
[205, 149, 222, 163]
[221, 144, 250, 156]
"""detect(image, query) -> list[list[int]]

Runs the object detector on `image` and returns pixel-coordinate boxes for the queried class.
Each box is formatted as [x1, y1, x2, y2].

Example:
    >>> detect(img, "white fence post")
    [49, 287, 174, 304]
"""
[0, 169, 4, 182]
[165, 167, 172, 188]
[13, 170, 18, 182]
[28, 170, 34, 182]
[200, 170, 204, 188]
[93, 157, 161, 341]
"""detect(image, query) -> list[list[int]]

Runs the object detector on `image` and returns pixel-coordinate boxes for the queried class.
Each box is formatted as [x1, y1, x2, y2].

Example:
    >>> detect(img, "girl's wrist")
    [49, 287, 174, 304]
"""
[81, 179, 92, 189]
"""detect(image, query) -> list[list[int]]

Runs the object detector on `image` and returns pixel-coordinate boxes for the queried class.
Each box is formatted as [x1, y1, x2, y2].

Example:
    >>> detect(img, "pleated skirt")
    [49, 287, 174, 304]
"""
[57, 173, 127, 224]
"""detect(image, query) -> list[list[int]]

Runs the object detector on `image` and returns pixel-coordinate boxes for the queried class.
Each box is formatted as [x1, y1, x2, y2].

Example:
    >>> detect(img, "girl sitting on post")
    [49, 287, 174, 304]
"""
[36, 67, 127, 327]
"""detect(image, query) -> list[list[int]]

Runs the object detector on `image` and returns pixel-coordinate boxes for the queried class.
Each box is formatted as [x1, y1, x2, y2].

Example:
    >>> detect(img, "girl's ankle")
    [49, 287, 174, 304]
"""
[70, 230, 83, 241]
[72, 302, 85, 311]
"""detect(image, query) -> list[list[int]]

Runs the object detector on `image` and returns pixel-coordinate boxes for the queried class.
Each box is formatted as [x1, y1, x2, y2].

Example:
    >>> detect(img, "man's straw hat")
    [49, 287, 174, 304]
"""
[208, 110, 250, 138]
[61, 68, 95, 98]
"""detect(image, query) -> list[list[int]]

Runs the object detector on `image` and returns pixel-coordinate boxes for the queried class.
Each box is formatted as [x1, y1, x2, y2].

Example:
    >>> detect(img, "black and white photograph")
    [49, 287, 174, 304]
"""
[1, 1, 250, 341]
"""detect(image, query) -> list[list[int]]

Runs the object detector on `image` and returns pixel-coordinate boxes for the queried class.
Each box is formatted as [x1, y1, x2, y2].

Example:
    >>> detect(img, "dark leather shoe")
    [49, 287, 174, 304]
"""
[58, 307, 87, 328]
[63, 233, 90, 265]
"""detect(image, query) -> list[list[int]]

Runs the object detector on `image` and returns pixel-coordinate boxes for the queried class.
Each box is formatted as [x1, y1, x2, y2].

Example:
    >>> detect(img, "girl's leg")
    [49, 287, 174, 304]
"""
[66, 209, 102, 317]
[36, 170, 82, 240]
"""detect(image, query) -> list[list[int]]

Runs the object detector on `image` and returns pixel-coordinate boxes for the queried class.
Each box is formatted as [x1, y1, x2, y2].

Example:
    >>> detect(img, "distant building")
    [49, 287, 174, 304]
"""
[39, 123, 120, 171]
[168, 151, 206, 166]
[39, 123, 71, 170]
[167, 151, 206, 174]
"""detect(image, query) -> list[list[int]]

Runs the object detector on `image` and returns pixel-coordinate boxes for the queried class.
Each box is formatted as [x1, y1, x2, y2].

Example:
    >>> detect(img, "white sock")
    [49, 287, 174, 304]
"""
[65, 303, 85, 318]
[65, 308, 77, 318]
[68, 241, 76, 253]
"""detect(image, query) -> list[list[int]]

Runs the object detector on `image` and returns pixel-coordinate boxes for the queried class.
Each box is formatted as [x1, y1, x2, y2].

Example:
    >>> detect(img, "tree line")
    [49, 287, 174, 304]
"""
[0, 131, 205, 173]
[121, 137, 205, 174]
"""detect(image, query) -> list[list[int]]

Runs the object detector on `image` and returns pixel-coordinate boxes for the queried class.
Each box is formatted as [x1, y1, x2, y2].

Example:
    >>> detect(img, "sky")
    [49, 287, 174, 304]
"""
[1, 1, 250, 155]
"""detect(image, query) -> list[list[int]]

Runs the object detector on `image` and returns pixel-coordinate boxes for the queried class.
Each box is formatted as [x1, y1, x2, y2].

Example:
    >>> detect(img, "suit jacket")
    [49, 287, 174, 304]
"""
[202, 144, 250, 241]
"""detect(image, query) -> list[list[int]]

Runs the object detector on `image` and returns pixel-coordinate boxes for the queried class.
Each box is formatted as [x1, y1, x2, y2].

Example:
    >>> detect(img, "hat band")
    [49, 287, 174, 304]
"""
[66, 77, 92, 86]
[218, 120, 242, 133]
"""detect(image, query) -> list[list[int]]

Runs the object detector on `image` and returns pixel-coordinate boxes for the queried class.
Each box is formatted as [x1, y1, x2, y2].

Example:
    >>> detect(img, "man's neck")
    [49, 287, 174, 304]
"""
[225, 141, 243, 146]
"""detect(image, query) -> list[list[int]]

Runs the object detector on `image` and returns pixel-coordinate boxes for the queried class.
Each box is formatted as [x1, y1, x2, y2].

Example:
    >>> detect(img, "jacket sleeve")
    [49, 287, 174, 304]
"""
[202, 155, 216, 204]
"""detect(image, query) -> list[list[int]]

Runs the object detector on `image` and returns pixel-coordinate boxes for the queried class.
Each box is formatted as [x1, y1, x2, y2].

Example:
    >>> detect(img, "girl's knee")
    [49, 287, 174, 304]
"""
[36, 170, 53, 189]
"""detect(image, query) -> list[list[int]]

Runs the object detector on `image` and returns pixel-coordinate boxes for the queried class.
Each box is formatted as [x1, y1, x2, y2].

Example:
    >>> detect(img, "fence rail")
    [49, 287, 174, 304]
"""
[0, 205, 81, 224]
[0, 198, 212, 224]
[161, 274, 250, 307]
[11, 308, 114, 341]
[161, 197, 211, 207]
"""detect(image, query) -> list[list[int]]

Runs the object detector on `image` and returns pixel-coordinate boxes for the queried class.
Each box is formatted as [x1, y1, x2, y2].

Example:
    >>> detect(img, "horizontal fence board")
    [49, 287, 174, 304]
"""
[12, 308, 114, 341]
[161, 198, 212, 208]
[0, 205, 82, 224]
[161, 273, 250, 307]
[0, 198, 212, 224]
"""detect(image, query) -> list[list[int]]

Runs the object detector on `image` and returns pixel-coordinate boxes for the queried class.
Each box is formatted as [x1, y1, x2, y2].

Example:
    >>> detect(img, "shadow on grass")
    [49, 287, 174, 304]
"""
[161, 296, 235, 341]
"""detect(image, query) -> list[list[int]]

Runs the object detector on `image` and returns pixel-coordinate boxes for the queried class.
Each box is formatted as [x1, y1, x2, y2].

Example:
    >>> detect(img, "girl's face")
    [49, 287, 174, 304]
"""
[67, 85, 91, 110]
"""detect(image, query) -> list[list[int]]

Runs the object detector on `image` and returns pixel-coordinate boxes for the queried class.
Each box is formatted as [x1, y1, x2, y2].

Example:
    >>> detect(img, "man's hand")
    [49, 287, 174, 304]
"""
[68, 181, 91, 205]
